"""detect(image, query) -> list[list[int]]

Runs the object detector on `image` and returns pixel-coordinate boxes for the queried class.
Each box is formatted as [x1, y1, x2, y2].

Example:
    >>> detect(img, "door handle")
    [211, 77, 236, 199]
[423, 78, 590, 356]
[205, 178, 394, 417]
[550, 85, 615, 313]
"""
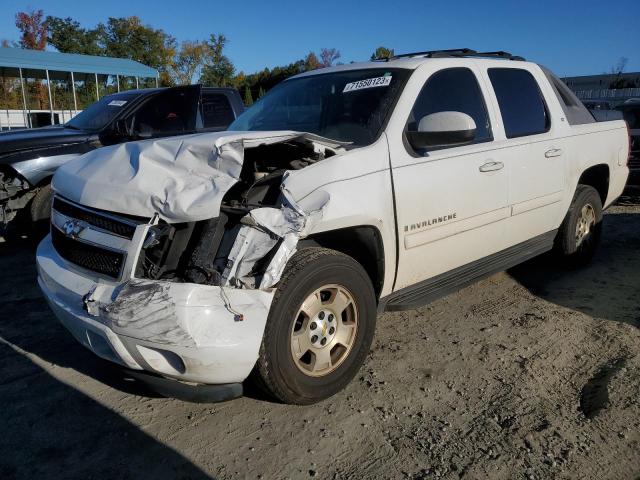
[545, 148, 563, 158]
[479, 161, 504, 172]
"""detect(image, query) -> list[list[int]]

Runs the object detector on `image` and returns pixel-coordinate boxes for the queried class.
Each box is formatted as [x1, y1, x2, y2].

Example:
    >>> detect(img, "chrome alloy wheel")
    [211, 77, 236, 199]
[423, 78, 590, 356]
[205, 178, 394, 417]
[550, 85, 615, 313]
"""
[290, 284, 358, 377]
[575, 203, 596, 247]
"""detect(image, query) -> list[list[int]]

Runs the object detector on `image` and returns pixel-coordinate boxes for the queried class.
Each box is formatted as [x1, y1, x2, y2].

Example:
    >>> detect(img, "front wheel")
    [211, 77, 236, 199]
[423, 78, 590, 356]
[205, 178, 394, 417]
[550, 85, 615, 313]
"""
[554, 184, 603, 267]
[254, 248, 377, 405]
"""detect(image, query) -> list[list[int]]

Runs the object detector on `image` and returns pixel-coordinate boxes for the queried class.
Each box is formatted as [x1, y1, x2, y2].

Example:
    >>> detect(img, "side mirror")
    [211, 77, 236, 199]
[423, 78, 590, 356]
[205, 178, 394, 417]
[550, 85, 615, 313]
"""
[407, 111, 476, 150]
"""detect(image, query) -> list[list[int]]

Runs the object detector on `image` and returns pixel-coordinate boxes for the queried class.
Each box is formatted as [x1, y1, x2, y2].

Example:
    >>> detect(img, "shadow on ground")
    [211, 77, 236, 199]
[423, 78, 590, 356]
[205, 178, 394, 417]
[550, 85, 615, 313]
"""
[510, 188, 640, 328]
[0, 238, 214, 479]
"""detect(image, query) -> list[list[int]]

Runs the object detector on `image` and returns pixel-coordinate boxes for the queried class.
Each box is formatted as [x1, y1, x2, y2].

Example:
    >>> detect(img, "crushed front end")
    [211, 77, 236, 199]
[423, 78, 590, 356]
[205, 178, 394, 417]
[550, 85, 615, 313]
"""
[36, 131, 336, 397]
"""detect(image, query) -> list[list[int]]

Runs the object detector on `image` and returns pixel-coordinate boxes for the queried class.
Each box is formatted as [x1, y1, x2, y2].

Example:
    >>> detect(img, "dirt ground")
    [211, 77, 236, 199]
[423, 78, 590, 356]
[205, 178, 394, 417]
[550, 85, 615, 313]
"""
[1, 188, 639, 480]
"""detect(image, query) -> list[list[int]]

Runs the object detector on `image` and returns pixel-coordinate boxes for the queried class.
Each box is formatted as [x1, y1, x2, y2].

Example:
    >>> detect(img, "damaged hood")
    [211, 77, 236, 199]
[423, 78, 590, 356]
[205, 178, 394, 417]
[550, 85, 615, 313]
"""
[52, 130, 342, 222]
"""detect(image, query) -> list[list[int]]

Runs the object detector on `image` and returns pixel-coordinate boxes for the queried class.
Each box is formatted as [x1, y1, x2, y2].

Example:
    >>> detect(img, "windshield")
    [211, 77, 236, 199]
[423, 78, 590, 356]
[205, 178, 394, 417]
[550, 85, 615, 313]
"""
[229, 68, 411, 146]
[66, 92, 141, 131]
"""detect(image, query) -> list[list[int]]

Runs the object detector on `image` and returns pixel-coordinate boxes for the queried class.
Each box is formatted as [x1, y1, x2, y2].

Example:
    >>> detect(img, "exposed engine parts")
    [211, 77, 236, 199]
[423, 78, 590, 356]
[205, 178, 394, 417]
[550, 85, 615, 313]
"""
[0, 167, 34, 225]
[135, 138, 335, 288]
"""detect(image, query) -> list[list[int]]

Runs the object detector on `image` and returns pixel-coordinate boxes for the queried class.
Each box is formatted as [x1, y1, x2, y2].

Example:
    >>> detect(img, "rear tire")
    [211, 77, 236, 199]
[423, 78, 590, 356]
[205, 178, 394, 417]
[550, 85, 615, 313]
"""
[254, 247, 376, 405]
[554, 185, 603, 267]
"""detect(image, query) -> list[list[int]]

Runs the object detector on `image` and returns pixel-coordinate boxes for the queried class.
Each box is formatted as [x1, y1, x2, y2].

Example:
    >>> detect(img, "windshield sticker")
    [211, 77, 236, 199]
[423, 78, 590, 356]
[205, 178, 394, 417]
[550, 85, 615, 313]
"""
[108, 100, 127, 107]
[343, 76, 392, 93]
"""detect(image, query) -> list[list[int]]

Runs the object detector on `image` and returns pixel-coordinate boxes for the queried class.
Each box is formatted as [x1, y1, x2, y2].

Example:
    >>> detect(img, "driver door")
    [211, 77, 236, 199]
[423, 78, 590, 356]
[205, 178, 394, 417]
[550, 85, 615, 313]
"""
[130, 85, 201, 139]
[389, 66, 510, 291]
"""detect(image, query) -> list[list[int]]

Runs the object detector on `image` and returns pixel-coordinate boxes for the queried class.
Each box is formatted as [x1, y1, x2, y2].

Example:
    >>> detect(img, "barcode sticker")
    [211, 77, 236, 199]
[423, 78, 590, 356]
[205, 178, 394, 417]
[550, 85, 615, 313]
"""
[343, 76, 392, 93]
[108, 100, 127, 107]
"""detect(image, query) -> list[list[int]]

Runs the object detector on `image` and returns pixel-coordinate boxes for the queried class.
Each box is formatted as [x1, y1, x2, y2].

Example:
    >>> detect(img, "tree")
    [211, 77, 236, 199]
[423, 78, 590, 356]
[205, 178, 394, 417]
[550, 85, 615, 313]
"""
[609, 57, 632, 89]
[258, 86, 266, 99]
[173, 40, 208, 85]
[243, 86, 253, 106]
[319, 48, 341, 68]
[97, 16, 176, 86]
[199, 34, 235, 87]
[304, 52, 321, 71]
[46, 16, 101, 55]
[15, 9, 47, 50]
[371, 46, 394, 60]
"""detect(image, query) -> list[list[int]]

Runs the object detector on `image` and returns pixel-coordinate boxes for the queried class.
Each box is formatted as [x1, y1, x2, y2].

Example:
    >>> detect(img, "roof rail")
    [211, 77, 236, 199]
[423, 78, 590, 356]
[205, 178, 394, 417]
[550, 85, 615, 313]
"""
[474, 51, 526, 61]
[381, 48, 525, 62]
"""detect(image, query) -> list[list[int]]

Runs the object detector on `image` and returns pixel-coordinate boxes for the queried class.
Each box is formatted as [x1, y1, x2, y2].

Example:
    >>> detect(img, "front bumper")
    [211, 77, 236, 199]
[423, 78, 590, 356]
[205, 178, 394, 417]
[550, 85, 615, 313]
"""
[37, 235, 275, 386]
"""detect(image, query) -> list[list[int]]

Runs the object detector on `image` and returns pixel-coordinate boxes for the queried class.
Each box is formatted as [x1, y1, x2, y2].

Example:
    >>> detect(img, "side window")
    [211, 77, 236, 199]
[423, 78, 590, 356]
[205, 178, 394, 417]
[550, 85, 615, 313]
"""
[201, 93, 235, 129]
[132, 88, 198, 136]
[488, 68, 549, 138]
[409, 68, 493, 147]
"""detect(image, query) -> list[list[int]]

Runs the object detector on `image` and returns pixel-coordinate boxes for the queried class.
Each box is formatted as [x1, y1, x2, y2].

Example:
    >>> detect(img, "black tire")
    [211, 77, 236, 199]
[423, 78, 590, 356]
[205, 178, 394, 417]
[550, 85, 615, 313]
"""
[554, 184, 603, 267]
[254, 247, 377, 405]
[30, 183, 53, 222]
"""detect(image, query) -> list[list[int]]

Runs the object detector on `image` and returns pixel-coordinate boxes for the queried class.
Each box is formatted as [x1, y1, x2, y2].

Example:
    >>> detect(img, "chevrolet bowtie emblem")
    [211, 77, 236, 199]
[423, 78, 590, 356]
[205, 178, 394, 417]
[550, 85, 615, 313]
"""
[62, 219, 84, 239]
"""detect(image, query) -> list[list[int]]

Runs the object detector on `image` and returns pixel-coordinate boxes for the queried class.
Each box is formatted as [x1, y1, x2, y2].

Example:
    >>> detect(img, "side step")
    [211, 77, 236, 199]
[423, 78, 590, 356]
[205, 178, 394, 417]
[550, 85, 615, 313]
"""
[381, 230, 556, 312]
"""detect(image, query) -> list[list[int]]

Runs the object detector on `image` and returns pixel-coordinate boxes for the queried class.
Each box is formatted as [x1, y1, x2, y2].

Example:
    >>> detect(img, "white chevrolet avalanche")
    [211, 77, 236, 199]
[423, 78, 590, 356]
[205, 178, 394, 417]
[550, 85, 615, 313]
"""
[36, 49, 630, 404]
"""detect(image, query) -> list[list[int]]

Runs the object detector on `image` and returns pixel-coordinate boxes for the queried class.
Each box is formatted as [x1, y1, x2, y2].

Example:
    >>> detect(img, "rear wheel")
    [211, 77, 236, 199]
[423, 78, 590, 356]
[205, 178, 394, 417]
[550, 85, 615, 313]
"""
[254, 248, 376, 405]
[554, 185, 603, 266]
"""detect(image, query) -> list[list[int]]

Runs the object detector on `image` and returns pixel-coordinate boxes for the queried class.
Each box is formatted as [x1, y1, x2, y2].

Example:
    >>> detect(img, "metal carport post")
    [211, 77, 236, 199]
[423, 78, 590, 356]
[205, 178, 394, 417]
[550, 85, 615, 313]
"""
[45, 69, 54, 125]
[19, 67, 28, 127]
[70, 71, 77, 112]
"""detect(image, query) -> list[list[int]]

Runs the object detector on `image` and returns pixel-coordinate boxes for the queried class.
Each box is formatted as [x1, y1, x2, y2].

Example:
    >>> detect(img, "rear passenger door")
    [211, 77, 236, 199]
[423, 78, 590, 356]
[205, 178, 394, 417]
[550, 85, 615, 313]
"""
[389, 66, 510, 291]
[483, 67, 566, 244]
[199, 91, 237, 131]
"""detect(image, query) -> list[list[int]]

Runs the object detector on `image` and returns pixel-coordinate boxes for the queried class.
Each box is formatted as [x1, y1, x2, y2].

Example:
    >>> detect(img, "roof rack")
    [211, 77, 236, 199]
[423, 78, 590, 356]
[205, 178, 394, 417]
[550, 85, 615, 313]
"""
[382, 48, 525, 62]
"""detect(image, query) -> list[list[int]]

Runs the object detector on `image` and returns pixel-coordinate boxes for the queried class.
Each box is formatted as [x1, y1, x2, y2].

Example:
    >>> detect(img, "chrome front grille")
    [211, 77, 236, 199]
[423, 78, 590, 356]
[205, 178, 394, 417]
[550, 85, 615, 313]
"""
[50, 195, 146, 279]
[51, 227, 125, 279]
[52, 196, 140, 239]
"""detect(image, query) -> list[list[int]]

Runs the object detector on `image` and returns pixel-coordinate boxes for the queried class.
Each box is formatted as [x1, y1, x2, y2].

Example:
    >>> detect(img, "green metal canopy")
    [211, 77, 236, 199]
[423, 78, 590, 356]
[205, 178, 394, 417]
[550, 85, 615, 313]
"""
[0, 47, 158, 78]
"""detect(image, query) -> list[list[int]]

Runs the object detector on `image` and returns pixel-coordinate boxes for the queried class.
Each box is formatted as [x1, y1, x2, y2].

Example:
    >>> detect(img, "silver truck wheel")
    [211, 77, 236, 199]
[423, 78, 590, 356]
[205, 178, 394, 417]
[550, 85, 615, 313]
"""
[575, 204, 596, 248]
[554, 184, 603, 266]
[290, 284, 358, 377]
[254, 247, 376, 405]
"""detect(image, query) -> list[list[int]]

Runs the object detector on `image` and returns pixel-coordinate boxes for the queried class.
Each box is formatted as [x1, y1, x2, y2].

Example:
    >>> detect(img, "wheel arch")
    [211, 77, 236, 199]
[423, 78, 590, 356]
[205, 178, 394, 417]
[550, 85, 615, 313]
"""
[577, 164, 609, 205]
[299, 225, 385, 300]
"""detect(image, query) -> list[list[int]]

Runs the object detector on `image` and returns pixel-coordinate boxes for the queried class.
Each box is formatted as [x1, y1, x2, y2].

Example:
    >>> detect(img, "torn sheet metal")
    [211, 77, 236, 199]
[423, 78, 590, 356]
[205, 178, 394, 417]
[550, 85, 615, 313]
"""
[223, 187, 330, 289]
[51, 130, 342, 223]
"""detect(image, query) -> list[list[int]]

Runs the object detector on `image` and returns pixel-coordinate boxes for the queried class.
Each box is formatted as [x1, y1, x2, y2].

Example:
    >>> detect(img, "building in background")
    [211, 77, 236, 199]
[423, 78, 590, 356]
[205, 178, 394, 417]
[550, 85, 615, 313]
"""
[563, 72, 640, 106]
[0, 47, 158, 131]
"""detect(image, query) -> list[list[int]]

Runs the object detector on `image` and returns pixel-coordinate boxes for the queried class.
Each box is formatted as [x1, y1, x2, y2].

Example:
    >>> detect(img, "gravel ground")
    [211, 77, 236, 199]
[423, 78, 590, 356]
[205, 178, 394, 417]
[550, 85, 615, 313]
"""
[1, 188, 639, 480]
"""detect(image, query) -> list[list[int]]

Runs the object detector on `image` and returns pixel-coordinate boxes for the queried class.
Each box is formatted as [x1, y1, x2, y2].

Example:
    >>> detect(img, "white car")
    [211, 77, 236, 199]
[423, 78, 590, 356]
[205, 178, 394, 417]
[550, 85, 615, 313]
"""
[36, 49, 630, 404]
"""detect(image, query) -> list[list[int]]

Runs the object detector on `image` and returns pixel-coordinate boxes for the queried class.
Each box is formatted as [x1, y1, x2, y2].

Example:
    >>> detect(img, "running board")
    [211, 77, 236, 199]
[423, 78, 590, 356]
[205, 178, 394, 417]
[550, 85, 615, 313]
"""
[381, 230, 557, 312]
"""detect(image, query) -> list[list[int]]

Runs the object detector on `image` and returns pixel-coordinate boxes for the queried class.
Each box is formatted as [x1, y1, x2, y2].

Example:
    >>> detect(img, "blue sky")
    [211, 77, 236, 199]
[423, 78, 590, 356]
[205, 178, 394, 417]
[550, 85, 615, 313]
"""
[1, 0, 638, 77]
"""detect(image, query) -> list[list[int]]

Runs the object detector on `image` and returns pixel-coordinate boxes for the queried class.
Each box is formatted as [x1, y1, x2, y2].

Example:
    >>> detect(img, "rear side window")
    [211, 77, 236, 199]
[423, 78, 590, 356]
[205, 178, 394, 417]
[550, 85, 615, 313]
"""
[488, 68, 549, 138]
[410, 68, 492, 145]
[202, 93, 235, 129]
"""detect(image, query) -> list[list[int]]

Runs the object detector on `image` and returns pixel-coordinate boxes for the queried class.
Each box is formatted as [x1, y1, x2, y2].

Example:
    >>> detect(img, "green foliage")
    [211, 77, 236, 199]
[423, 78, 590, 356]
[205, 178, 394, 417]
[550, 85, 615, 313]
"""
[173, 40, 208, 85]
[97, 17, 176, 86]
[243, 86, 253, 106]
[10, 10, 349, 102]
[370, 46, 394, 60]
[47, 16, 101, 55]
[199, 34, 235, 87]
